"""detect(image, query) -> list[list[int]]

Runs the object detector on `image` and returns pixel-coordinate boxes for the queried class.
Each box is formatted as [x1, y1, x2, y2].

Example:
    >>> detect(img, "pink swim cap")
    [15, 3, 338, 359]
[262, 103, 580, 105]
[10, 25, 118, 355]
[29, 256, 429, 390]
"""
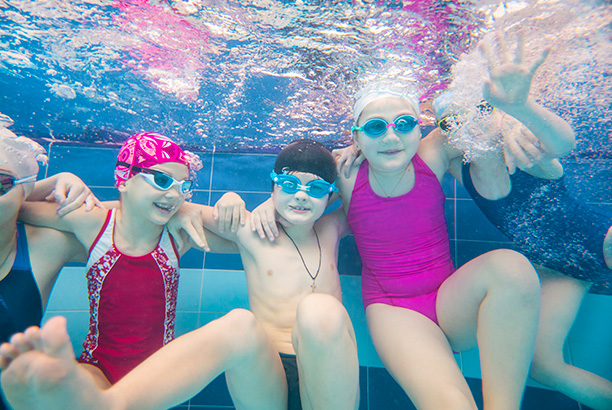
[114, 132, 200, 188]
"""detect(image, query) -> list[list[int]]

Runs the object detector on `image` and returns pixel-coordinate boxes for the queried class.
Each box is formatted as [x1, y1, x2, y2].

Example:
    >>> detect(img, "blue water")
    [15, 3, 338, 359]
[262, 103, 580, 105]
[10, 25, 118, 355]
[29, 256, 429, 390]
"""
[2, 1, 612, 409]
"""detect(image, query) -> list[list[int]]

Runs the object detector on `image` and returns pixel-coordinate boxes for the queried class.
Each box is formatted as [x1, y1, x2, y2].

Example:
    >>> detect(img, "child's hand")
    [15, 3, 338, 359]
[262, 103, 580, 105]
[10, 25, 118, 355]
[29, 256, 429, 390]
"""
[213, 192, 246, 233]
[250, 197, 279, 241]
[332, 144, 363, 178]
[480, 31, 550, 113]
[167, 204, 210, 252]
[501, 120, 545, 174]
[45, 173, 104, 216]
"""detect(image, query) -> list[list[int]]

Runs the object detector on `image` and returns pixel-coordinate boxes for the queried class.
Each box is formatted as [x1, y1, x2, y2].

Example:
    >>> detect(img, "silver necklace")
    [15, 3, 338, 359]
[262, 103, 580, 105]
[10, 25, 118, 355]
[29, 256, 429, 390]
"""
[280, 225, 321, 292]
[370, 164, 410, 198]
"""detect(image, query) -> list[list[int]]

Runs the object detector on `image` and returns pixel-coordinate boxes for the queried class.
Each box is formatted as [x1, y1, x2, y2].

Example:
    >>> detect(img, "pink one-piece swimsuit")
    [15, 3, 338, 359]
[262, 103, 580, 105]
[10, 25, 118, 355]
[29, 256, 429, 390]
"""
[346, 155, 455, 324]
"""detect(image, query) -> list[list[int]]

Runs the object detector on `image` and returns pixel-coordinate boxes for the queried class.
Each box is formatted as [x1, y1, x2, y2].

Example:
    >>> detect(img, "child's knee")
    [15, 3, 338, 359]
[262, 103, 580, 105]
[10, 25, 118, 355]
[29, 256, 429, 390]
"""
[221, 309, 267, 354]
[295, 294, 349, 347]
[487, 249, 541, 296]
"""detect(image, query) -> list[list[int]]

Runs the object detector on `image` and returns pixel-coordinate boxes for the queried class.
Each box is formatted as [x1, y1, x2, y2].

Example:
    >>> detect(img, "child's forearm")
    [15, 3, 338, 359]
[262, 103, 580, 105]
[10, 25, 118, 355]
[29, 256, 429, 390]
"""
[503, 99, 576, 157]
[27, 174, 60, 201]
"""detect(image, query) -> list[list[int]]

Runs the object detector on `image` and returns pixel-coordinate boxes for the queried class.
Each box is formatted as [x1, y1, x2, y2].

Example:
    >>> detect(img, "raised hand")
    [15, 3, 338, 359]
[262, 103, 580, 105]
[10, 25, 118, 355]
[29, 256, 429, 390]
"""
[480, 31, 550, 113]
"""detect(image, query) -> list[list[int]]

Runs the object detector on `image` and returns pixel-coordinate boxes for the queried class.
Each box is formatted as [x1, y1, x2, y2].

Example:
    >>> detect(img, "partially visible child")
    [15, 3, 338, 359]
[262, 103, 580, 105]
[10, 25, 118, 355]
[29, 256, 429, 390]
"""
[0, 132, 246, 410]
[434, 33, 612, 410]
[1, 138, 359, 410]
[0, 123, 101, 409]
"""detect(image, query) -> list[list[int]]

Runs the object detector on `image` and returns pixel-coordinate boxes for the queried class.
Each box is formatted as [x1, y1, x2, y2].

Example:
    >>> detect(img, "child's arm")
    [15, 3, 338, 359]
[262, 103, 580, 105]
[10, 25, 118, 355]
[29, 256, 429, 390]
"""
[480, 32, 576, 157]
[166, 194, 244, 254]
[27, 172, 104, 216]
[18, 201, 105, 249]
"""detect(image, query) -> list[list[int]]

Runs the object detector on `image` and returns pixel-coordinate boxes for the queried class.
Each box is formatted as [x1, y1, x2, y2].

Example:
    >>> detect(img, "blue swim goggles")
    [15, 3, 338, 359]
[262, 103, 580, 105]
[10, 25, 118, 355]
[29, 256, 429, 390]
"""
[0, 172, 36, 196]
[270, 170, 338, 198]
[351, 114, 418, 138]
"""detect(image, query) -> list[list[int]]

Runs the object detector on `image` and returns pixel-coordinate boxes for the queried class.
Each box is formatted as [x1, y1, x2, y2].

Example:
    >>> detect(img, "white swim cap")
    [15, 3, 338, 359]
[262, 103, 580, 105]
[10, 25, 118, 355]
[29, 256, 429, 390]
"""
[352, 89, 421, 127]
[0, 115, 48, 198]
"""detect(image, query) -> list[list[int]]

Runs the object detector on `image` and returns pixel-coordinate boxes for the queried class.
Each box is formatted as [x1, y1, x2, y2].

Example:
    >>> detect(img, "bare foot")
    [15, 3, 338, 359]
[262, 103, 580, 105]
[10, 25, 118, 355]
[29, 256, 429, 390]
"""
[0, 316, 115, 410]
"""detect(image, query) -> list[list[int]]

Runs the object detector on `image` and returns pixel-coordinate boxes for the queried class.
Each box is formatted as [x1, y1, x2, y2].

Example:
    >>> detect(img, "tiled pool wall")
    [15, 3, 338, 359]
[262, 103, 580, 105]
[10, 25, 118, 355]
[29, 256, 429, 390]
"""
[39, 141, 612, 410]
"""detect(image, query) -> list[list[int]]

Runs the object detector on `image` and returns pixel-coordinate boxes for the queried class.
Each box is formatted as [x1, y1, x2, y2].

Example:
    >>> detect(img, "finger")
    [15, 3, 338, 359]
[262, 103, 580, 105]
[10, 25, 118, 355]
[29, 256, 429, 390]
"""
[193, 222, 210, 252]
[517, 135, 543, 162]
[254, 213, 268, 240]
[84, 196, 95, 212]
[503, 143, 517, 175]
[52, 184, 68, 203]
[508, 134, 533, 168]
[496, 31, 511, 65]
[223, 207, 233, 233]
[479, 41, 495, 74]
[185, 223, 210, 251]
[514, 31, 524, 64]
[212, 204, 219, 221]
[240, 204, 246, 226]
[231, 205, 240, 233]
[530, 47, 550, 74]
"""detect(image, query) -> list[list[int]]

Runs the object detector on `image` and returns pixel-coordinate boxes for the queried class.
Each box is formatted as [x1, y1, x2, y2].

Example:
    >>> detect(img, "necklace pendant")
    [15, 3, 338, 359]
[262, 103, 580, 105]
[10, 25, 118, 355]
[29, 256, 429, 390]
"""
[311, 281, 316, 292]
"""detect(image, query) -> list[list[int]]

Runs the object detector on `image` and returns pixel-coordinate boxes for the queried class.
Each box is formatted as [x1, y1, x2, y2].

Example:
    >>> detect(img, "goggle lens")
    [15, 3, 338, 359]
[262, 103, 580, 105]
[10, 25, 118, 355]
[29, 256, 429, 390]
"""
[353, 115, 418, 138]
[271, 172, 337, 198]
[139, 169, 193, 194]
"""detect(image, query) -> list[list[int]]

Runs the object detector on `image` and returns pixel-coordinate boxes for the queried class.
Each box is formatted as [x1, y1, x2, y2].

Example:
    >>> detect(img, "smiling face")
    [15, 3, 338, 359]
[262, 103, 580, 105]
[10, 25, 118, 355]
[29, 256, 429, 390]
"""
[353, 96, 421, 173]
[120, 161, 190, 226]
[272, 171, 329, 227]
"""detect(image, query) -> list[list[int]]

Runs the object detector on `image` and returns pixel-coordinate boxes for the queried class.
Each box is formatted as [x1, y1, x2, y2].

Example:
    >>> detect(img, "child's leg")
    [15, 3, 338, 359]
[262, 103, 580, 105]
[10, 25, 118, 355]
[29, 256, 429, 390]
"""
[436, 249, 541, 410]
[531, 269, 612, 410]
[0, 316, 110, 410]
[292, 293, 360, 410]
[366, 303, 477, 410]
[109, 308, 287, 410]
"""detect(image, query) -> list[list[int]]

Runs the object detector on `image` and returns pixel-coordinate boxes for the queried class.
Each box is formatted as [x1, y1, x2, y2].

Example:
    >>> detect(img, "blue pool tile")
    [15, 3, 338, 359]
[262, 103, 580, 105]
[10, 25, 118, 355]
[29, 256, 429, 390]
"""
[338, 235, 362, 276]
[455, 178, 471, 199]
[192, 151, 213, 192]
[441, 172, 456, 199]
[179, 247, 205, 269]
[204, 253, 244, 270]
[210, 191, 272, 213]
[45, 266, 88, 311]
[189, 373, 234, 406]
[454, 239, 512, 268]
[47, 145, 118, 187]
[353, 319, 382, 368]
[340, 275, 365, 320]
[199, 269, 249, 312]
[90, 187, 119, 201]
[174, 312, 199, 338]
[177, 268, 204, 311]
[568, 294, 612, 344]
[568, 340, 612, 382]
[189, 189, 212, 206]
[368, 367, 416, 410]
[211, 153, 275, 192]
[445, 198, 456, 240]
[455, 198, 509, 242]
[41, 311, 90, 356]
[358, 366, 368, 410]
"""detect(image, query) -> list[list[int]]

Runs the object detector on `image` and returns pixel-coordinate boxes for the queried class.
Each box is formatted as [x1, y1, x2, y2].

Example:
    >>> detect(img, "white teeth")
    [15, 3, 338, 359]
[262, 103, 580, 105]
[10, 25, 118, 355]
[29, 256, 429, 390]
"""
[155, 203, 174, 211]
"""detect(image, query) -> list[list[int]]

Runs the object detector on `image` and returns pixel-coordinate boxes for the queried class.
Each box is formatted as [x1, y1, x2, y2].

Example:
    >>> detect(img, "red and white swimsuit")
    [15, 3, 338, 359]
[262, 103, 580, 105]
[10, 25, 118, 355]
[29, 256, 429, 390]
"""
[78, 209, 180, 383]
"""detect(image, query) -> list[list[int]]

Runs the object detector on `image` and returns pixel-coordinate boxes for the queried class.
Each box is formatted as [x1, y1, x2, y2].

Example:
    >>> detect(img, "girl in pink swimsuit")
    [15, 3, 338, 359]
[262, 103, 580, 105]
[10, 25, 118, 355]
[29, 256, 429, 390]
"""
[335, 81, 544, 409]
